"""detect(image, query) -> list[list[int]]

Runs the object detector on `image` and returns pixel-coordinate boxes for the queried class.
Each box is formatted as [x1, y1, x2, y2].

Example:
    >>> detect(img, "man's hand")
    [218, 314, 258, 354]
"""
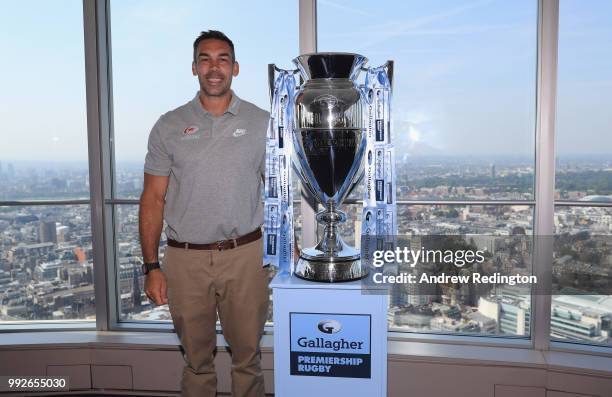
[144, 269, 168, 305]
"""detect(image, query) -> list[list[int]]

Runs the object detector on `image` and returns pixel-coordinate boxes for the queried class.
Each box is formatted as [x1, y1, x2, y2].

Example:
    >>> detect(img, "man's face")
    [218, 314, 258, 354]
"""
[192, 38, 239, 97]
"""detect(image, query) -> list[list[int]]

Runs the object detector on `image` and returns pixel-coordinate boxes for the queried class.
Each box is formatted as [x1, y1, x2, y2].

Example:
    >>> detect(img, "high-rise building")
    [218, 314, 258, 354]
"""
[38, 221, 57, 244]
[56, 225, 70, 243]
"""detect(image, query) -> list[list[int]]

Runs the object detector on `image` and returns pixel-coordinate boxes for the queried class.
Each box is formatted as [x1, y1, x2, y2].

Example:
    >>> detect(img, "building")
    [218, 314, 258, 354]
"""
[38, 221, 57, 244]
[34, 260, 63, 281]
[478, 295, 530, 336]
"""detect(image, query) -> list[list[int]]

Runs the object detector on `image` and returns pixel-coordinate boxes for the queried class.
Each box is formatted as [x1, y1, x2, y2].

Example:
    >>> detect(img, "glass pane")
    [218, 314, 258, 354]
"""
[318, 0, 537, 201]
[330, 203, 534, 336]
[115, 204, 169, 321]
[0, 205, 94, 323]
[388, 204, 533, 336]
[0, 1, 88, 200]
[110, 0, 298, 198]
[116, 203, 288, 324]
[556, 0, 612, 202]
[552, 206, 612, 346]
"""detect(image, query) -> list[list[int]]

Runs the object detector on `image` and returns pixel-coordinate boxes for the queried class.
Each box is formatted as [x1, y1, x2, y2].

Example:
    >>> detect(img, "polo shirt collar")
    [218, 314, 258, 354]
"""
[192, 89, 241, 117]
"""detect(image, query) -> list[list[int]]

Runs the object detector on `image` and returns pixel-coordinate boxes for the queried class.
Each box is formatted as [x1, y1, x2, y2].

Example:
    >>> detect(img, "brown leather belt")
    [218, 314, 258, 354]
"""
[167, 228, 262, 251]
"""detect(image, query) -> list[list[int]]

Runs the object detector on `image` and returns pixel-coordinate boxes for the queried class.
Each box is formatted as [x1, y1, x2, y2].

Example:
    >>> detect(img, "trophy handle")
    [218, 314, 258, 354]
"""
[359, 60, 394, 91]
[268, 63, 276, 106]
[386, 60, 394, 90]
[268, 64, 301, 105]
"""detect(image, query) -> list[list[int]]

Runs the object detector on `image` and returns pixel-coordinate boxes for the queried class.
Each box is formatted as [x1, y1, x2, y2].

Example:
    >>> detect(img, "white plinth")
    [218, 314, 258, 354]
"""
[271, 272, 388, 397]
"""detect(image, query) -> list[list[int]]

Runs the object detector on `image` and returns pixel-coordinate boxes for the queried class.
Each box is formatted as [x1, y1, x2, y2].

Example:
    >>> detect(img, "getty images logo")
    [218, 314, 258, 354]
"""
[317, 319, 342, 334]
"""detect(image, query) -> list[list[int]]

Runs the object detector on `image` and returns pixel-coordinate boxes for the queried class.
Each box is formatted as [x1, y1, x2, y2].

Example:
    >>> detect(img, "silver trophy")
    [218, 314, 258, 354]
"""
[290, 53, 369, 282]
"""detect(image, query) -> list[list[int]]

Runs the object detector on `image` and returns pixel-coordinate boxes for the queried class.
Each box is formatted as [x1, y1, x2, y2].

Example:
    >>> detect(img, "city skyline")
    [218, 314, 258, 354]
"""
[1, 179, 609, 345]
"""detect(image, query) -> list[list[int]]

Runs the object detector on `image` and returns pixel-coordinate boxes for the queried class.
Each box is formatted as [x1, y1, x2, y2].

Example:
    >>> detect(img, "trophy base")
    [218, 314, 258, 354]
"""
[294, 256, 368, 283]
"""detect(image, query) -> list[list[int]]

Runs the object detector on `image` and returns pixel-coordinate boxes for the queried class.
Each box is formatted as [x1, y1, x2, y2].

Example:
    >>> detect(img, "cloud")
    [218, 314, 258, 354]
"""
[322, 0, 497, 47]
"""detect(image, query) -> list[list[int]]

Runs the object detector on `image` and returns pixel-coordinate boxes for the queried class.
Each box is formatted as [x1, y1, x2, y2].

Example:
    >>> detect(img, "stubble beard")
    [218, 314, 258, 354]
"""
[200, 75, 233, 97]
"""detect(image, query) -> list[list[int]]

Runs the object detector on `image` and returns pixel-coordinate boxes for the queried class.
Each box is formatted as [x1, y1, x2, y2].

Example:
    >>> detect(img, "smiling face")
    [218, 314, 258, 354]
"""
[192, 38, 239, 97]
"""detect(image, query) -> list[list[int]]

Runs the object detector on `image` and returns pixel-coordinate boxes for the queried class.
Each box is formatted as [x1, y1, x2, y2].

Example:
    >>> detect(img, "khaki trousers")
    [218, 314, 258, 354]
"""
[163, 237, 270, 397]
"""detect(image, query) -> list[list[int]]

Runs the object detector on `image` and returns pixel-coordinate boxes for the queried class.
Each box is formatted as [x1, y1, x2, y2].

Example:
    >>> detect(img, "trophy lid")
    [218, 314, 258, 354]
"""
[293, 52, 368, 81]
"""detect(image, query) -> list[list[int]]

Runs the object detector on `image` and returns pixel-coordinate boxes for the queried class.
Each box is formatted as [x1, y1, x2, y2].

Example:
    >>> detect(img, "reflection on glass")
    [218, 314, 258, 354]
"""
[556, 1, 612, 201]
[0, 205, 94, 322]
[318, 0, 537, 201]
[0, 1, 88, 200]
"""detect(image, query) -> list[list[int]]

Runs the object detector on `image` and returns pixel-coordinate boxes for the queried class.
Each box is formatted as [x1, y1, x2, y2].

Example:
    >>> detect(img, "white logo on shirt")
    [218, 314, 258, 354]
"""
[233, 128, 247, 137]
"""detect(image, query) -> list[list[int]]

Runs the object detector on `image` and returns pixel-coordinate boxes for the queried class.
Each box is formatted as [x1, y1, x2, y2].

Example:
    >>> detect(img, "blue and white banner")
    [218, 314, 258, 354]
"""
[361, 65, 397, 271]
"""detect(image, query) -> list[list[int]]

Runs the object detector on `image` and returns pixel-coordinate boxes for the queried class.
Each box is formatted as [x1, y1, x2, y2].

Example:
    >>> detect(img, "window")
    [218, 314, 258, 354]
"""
[553, 0, 612, 348]
[552, 206, 611, 345]
[556, 0, 612, 201]
[0, 1, 88, 201]
[318, 0, 538, 201]
[389, 204, 533, 336]
[0, 205, 93, 322]
[114, 204, 168, 321]
[318, 0, 538, 337]
[109, 0, 299, 322]
[0, 1, 92, 324]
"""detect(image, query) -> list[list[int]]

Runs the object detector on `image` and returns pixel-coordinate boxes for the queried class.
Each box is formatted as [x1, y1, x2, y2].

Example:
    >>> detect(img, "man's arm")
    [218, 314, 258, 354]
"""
[139, 173, 170, 306]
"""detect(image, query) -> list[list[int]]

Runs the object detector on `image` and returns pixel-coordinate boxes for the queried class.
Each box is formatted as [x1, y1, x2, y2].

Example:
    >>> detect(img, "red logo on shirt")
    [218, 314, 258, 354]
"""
[183, 126, 199, 135]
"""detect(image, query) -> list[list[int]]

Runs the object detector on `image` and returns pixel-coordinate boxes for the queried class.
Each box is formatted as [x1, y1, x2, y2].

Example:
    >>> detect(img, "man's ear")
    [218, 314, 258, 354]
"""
[192, 61, 197, 76]
[233, 61, 239, 77]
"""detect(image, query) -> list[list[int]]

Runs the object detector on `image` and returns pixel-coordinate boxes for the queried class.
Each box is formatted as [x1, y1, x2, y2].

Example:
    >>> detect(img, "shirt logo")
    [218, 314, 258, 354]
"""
[183, 125, 199, 135]
[233, 128, 247, 137]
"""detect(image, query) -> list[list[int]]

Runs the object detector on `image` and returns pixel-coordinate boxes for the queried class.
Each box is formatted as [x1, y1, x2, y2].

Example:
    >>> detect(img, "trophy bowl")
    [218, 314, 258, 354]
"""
[291, 53, 368, 282]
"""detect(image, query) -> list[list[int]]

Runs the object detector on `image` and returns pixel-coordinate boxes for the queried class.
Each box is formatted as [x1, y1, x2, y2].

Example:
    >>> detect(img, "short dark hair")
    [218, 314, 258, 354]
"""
[193, 30, 235, 62]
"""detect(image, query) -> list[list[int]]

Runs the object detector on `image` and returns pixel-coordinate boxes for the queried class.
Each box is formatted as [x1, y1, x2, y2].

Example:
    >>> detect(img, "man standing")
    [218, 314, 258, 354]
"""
[139, 30, 270, 397]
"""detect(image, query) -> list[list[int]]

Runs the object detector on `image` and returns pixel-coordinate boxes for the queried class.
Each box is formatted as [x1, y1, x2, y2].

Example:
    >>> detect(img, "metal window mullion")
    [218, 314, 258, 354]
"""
[83, 0, 116, 331]
[298, 0, 318, 248]
[103, 0, 122, 331]
[532, 0, 559, 352]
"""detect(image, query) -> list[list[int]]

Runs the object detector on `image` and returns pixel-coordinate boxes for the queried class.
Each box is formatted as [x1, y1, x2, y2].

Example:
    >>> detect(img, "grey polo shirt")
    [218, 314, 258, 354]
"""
[144, 91, 270, 244]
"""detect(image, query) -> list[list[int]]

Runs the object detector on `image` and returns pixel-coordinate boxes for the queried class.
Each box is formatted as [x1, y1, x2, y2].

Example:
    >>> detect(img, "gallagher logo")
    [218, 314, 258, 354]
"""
[183, 125, 199, 135]
[317, 319, 342, 334]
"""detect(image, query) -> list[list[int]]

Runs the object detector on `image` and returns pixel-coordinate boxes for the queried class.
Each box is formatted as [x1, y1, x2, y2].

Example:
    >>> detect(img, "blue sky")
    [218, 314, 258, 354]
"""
[0, 0, 610, 162]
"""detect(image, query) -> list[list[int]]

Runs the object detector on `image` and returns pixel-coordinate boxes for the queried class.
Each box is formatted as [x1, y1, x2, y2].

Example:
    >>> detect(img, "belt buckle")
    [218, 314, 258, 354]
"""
[217, 239, 238, 251]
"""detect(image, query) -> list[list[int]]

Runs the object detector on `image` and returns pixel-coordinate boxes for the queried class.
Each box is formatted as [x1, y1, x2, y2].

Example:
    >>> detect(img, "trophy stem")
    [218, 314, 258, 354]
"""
[314, 203, 347, 256]
[294, 203, 367, 282]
